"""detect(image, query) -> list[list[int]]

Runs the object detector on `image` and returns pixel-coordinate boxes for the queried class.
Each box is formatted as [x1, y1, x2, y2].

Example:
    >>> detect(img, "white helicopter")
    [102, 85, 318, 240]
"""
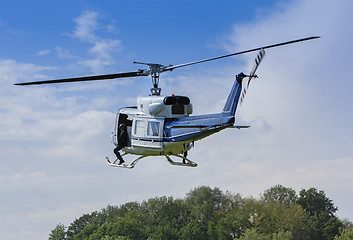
[16, 36, 319, 168]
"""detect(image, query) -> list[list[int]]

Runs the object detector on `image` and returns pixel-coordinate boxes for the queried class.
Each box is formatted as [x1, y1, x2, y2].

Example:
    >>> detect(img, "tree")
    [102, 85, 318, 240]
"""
[235, 229, 293, 240]
[272, 231, 293, 240]
[298, 188, 337, 216]
[111, 210, 148, 239]
[235, 229, 271, 240]
[185, 186, 235, 225]
[298, 188, 342, 240]
[262, 185, 297, 206]
[214, 198, 253, 240]
[66, 213, 101, 239]
[49, 185, 347, 240]
[141, 196, 189, 231]
[73, 224, 98, 239]
[341, 218, 353, 230]
[179, 220, 206, 240]
[334, 228, 353, 240]
[252, 200, 308, 239]
[49, 223, 66, 240]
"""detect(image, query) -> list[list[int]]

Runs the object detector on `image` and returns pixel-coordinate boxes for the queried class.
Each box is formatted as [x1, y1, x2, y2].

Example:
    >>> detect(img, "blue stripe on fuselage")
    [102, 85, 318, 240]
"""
[163, 76, 242, 143]
[164, 113, 235, 142]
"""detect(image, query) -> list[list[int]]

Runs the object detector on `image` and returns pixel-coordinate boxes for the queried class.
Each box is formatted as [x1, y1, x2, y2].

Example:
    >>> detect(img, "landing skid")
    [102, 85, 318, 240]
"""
[106, 155, 148, 169]
[165, 155, 197, 167]
[106, 154, 197, 169]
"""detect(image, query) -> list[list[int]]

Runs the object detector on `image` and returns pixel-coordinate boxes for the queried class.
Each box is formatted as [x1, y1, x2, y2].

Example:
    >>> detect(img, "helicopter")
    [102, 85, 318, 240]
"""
[15, 36, 320, 169]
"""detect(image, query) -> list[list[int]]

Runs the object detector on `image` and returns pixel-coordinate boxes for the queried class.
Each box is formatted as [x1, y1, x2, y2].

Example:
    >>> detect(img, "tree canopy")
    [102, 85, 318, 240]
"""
[49, 185, 351, 240]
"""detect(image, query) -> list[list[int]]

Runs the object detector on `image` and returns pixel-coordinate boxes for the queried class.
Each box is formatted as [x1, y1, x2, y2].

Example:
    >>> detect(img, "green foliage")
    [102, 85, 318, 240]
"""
[341, 218, 353, 230]
[179, 220, 206, 240]
[66, 212, 104, 239]
[335, 228, 353, 240]
[185, 186, 228, 225]
[298, 188, 342, 240]
[50, 185, 348, 240]
[235, 229, 293, 240]
[262, 185, 297, 206]
[235, 229, 271, 240]
[49, 223, 66, 240]
[272, 230, 293, 240]
[252, 200, 308, 239]
[298, 188, 337, 216]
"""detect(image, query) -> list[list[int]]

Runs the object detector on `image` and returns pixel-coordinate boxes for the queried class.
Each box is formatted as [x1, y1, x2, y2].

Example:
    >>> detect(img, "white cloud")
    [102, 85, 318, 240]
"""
[0, 197, 106, 240]
[89, 38, 121, 60]
[0, 58, 120, 240]
[71, 11, 122, 73]
[0, 58, 116, 164]
[79, 58, 113, 74]
[36, 49, 51, 56]
[0, 59, 54, 84]
[55, 47, 76, 59]
[73, 11, 99, 42]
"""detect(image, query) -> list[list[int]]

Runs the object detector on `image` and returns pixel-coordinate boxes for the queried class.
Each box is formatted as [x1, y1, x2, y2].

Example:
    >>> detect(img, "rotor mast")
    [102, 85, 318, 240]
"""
[133, 62, 170, 95]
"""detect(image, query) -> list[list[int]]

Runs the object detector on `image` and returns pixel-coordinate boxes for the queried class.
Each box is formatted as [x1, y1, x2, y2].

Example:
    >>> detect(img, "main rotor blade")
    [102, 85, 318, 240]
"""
[164, 36, 320, 72]
[15, 70, 149, 86]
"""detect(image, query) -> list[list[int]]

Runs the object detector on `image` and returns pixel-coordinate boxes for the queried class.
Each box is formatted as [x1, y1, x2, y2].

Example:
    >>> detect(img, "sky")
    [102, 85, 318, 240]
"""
[1, 0, 353, 239]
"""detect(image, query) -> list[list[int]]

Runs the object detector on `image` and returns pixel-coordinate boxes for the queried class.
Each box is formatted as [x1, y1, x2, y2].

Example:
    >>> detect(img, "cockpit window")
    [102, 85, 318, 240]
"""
[147, 121, 160, 137]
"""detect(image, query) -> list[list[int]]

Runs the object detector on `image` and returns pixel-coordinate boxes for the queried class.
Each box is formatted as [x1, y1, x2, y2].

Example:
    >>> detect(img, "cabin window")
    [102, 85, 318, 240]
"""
[134, 120, 145, 137]
[147, 121, 160, 137]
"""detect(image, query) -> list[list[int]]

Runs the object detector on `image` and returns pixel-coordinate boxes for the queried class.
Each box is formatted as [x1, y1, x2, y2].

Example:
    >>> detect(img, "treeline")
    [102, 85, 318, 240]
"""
[49, 185, 353, 240]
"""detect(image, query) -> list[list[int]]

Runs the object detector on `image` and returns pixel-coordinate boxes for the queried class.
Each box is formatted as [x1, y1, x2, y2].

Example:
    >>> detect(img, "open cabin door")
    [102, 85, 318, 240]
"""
[131, 117, 164, 150]
[114, 113, 133, 147]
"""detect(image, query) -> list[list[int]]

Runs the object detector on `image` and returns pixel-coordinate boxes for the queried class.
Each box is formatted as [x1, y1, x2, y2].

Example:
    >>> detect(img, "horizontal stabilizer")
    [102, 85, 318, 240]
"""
[233, 125, 250, 129]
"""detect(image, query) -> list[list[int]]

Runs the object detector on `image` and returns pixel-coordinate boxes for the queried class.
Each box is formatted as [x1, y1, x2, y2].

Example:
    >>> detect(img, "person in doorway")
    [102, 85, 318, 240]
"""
[114, 116, 128, 165]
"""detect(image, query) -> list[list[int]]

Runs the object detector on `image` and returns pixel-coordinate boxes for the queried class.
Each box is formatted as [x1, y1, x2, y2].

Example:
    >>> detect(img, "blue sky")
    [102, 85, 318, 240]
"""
[1, 0, 353, 239]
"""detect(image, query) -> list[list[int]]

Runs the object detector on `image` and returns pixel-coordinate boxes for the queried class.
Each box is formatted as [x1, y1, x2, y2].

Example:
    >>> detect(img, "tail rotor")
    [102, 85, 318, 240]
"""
[240, 48, 266, 104]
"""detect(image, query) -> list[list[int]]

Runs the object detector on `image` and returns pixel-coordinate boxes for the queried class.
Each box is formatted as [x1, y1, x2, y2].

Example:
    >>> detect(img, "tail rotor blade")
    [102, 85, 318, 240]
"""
[240, 49, 266, 105]
[249, 48, 265, 83]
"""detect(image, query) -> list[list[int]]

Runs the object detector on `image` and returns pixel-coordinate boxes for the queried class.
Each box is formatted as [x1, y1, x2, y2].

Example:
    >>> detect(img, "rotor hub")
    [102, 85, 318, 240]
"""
[134, 62, 168, 95]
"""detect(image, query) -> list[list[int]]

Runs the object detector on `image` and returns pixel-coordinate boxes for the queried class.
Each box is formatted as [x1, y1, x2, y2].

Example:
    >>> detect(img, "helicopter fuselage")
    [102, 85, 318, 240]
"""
[112, 74, 241, 160]
[113, 108, 235, 156]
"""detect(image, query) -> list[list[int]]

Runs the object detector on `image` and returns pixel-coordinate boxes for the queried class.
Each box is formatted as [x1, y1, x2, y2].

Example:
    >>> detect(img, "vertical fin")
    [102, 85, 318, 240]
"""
[222, 73, 244, 116]
[222, 49, 265, 116]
